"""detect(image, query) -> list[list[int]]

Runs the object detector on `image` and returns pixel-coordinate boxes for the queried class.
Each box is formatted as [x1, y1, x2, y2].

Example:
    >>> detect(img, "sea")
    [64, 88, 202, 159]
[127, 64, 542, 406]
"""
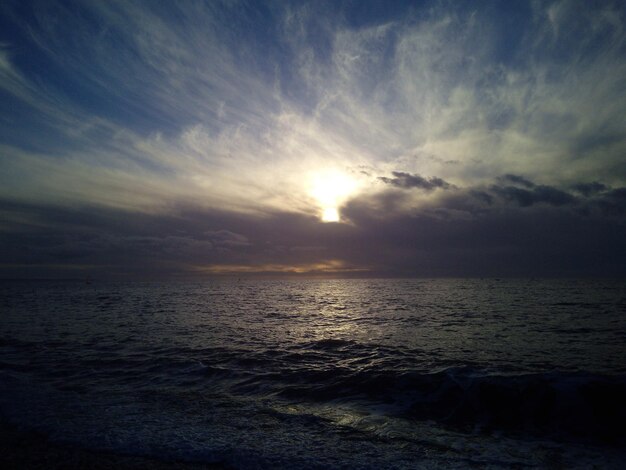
[1, 278, 625, 469]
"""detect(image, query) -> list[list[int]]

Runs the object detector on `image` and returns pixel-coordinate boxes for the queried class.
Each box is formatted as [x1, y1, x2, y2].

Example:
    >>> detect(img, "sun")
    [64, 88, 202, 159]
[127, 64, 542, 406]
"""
[309, 169, 358, 223]
[322, 207, 340, 222]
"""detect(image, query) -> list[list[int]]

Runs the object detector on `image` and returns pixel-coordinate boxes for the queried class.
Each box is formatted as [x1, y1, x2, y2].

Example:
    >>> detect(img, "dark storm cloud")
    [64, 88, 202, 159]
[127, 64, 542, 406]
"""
[2, 172, 626, 278]
[490, 175, 578, 207]
[344, 209, 625, 278]
[204, 230, 250, 247]
[378, 172, 454, 191]
[595, 188, 626, 216]
[469, 190, 494, 206]
[339, 175, 626, 277]
[498, 174, 535, 188]
[490, 184, 577, 207]
[0, 199, 360, 278]
[571, 182, 609, 197]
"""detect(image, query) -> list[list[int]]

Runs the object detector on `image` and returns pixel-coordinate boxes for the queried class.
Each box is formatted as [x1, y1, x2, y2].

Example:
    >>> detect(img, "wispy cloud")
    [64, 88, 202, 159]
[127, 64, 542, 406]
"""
[378, 172, 454, 191]
[1, 1, 624, 214]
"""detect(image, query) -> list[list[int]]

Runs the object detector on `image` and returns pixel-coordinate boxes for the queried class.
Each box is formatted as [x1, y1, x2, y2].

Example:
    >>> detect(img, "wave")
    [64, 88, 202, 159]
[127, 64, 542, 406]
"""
[3, 333, 625, 445]
[276, 366, 626, 443]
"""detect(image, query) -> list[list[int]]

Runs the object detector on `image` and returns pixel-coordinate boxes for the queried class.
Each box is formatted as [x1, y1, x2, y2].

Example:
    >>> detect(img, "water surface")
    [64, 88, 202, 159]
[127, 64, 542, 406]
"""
[1, 279, 625, 468]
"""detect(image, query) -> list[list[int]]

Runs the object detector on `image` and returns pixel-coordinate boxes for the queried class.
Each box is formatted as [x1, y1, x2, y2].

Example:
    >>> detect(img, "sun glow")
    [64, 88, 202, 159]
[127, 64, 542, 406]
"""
[309, 170, 358, 223]
[322, 207, 340, 222]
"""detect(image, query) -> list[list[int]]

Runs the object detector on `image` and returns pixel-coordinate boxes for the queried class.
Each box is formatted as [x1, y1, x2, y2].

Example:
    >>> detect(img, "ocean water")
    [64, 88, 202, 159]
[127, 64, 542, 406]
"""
[1, 278, 625, 468]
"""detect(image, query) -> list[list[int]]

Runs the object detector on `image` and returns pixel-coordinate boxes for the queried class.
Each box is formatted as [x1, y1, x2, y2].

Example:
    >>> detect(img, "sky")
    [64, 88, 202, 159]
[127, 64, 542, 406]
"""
[1, 0, 625, 279]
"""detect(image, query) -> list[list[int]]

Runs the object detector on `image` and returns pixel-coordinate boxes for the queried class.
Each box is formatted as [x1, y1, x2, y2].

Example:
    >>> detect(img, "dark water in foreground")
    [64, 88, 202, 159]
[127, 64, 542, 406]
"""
[1, 278, 625, 468]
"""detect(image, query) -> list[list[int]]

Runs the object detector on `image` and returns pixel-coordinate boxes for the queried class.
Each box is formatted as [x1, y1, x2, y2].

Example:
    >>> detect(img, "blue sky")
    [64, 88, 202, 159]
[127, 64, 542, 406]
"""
[1, 0, 625, 278]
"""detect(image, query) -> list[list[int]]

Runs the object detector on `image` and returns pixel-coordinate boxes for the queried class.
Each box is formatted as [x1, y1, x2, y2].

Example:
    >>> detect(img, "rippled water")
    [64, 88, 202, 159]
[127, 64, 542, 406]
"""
[1, 279, 625, 468]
